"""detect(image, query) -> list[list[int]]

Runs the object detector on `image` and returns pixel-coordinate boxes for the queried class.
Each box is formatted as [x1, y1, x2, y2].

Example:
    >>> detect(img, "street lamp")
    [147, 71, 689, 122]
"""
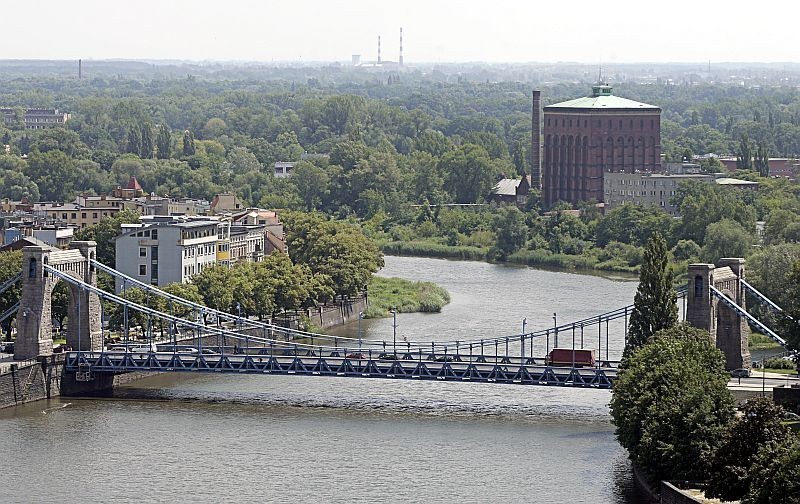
[521, 318, 527, 365]
[358, 311, 364, 353]
[553, 312, 558, 348]
[390, 307, 397, 356]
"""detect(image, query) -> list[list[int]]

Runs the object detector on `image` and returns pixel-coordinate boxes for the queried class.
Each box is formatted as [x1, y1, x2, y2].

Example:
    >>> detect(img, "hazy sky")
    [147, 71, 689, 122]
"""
[8, 0, 798, 63]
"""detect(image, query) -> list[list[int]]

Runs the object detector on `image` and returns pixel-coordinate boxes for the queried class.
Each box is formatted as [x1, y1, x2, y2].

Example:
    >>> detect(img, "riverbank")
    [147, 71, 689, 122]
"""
[379, 239, 643, 274]
[365, 275, 451, 319]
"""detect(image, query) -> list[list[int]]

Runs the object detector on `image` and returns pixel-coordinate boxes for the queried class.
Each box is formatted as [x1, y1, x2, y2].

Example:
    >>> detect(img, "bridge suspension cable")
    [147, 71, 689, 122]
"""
[709, 285, 786, 346]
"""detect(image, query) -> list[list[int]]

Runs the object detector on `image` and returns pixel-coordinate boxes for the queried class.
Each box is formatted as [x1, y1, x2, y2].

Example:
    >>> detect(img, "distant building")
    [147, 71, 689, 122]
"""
[33, 194, 141, 229]
[0, 107, 71, 129]
[209, 193, 244, 214]
[111, 176, 145, 199]
[491, 174, 531, 207]
[604, 173, 759, 215]
[604, 172, 712, 216]
[274, 161, 295, 178]
[535, 84, 662, 207]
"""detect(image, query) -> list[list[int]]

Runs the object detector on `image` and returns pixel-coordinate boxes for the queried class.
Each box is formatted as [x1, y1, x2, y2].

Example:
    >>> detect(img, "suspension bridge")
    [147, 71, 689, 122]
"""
[0, 242, 791, 394]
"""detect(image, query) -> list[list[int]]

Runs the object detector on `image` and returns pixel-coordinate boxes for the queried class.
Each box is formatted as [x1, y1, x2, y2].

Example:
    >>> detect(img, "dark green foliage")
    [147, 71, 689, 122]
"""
[283, 212, 384, 298]
[492, 206, 528, 259]
[0, 251, 22, 339]
[743, 436, 800, 504]
[610, 323, 734, 486]
[706, 398, 791, 501]
[182, 129, 195, 156]
[155, 124, 171, 159]
[625, 232, 677, 354]
[780, 260, 800, 355]
[737, 133, 753, 170]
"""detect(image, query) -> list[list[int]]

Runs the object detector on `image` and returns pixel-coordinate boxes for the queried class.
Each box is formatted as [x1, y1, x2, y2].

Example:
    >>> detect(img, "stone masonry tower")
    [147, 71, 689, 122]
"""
[15, 241, 103, 360]
[686, 259, 751, 370]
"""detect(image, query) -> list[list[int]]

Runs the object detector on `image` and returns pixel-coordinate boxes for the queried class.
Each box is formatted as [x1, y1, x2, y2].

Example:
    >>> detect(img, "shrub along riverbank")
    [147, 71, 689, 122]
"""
[379, 239, 652, 274]
[365, 275, 451, 319]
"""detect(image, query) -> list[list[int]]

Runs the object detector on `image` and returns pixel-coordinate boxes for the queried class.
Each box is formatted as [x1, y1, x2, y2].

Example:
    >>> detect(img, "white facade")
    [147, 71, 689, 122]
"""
[114, 219, 220, 292]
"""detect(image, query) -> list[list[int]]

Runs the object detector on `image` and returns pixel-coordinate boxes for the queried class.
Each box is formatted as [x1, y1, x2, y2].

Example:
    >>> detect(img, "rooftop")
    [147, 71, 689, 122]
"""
[545, 84, 660, 111]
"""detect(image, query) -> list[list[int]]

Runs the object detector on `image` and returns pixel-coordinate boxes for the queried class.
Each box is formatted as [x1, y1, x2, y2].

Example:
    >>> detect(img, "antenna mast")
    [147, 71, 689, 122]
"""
[378, 35, 381, 64]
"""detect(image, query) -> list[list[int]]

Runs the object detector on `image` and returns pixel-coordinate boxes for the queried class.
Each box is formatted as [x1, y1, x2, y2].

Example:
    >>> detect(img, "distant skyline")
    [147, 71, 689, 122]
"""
[9, 0, 800, 63]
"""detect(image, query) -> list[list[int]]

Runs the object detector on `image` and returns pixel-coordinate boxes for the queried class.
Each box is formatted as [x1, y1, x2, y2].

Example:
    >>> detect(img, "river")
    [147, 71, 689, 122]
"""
[0, 256, 648, 504]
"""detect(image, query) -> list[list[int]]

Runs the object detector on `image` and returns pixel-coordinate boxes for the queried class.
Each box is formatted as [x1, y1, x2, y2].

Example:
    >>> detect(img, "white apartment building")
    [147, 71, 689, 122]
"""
[114, 217, 221, 292]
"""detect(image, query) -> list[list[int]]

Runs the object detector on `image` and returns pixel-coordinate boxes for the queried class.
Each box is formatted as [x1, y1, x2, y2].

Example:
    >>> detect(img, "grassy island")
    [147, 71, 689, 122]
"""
[365, 276, 451, 319]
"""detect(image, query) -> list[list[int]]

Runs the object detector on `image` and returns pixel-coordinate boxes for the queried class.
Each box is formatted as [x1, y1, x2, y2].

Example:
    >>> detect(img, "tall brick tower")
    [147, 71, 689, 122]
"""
[540, 84, 661, 207]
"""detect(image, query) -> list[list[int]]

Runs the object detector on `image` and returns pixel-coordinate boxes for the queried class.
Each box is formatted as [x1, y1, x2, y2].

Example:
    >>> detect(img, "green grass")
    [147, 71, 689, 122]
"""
[750, 333, 783, 350]
[765, 368, 797, 375]
[366, 275, 451, 319]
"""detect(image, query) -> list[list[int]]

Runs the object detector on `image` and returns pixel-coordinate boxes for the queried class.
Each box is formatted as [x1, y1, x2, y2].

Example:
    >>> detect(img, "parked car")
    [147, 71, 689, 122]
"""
[2, 342, 14, 353]
[435, 355, 455, 362]
[346, 352, 367, 360]
[377, 353, 398, 361]
[730, 368, 751, 378]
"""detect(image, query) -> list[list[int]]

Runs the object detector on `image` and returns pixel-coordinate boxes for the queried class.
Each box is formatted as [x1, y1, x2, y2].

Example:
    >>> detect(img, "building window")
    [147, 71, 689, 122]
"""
[81, 212, 86, 218]
[151, 229, 158, 239]
[139, 264, 147, 276]
[93, 212, 98, 218]
[71, 213, 76, 219]
[139, 247, 146, 257]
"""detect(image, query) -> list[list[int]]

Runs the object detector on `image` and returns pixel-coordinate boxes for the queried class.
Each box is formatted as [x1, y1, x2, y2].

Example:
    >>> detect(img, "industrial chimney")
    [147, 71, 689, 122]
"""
[78, 59, 82, 80]
[531, 90, 542, 190]
[399, 27, 404, 66]
[378, 35, 382, 64]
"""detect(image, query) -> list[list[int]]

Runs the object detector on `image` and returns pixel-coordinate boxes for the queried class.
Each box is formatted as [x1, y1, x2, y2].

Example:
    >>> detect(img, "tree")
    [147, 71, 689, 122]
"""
[701, 218, 754, 264]
[440, 144, 497, 204]
[73, 209, 141, 267]
[625, 232, 677, 354]
[706, 398, 792, 502]
[737, 133, 753, 170]
[743, 435, 800, 504]
[611, 324, 735, 485]
[155, 124, 171, 159]
[0, 251, 22, 340]
[127, 126, 142, 156]
[139, 122, 154, 159]
[493, 206, 528, 259]
[291, 161, 329, 211]
[754, 142, 770, 177]
[780, 260, 800, 354]
[283, 213, 383, 298]
[670, 239, 701, 261]
[182, 130, 196, 156]
[192, 264, 236, 313]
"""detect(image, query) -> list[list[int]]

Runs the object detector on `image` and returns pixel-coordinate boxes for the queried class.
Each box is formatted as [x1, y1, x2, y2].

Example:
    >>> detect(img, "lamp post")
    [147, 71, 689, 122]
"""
[391, 307, 397, 356]
[553, 312, 558, 348]
[521, 318, 527, 365]
[358, 311, 364, 353]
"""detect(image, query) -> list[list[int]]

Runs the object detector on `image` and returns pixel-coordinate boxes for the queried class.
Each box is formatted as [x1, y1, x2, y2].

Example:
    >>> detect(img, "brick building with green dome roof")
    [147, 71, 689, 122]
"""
[532, 84, 662, 207]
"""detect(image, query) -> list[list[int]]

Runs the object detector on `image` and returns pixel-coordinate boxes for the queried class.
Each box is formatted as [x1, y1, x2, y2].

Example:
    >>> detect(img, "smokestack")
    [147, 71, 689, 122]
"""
[378, 35, 381, 64]
[78, 59, 82, 80]
[531, 90, 541, 190]
[399, 27, 404, 66]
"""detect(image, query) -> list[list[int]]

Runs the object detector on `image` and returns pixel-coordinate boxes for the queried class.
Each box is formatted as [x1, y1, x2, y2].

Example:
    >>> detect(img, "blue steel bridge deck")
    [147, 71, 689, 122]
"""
[66, 351, 618, 389]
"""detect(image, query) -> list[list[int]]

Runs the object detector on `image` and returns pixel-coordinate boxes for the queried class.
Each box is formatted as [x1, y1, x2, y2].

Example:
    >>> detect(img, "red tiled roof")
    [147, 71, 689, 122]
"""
[125, 176, 142, 190]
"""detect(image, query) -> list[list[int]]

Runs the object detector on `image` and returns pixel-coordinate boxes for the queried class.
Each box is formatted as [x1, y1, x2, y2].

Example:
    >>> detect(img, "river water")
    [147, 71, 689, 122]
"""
[0, 256, 649, 504]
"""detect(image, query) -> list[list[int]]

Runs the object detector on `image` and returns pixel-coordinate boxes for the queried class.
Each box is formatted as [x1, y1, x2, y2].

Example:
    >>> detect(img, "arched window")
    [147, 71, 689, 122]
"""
[28, 258, 37, 278]
[694, 275, 703, 298]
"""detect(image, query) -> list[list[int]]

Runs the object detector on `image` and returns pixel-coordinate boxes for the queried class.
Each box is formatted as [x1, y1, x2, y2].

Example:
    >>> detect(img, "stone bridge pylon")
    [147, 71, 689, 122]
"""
[686, 258, 751, 370]
[15, 241, 103, 360]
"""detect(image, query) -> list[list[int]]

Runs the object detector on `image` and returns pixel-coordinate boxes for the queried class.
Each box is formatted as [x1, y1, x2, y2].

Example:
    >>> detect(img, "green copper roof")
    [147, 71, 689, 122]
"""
[545, 85, 660, 110]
